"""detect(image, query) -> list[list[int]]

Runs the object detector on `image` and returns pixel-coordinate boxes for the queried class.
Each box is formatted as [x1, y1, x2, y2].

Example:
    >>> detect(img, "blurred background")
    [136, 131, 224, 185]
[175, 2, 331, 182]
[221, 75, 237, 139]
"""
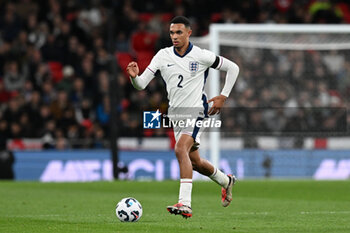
[0, 0, 350, 181]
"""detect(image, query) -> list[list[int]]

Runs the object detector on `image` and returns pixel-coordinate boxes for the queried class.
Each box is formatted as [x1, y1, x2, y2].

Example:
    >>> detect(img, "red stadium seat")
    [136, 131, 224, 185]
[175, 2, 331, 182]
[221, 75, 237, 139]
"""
[139, 13, 154, 23]
[143, 129, 154, 137]
[47, 61, 63, 83]
[131, 31, 159, 52]
[337, 3, 350, 23]
[115, 52, 134, 77]
[161, 13, 173, 22]
[211, 13, 222, 23]
[139, 13, 173, 23]
[136, 51, 154, 73]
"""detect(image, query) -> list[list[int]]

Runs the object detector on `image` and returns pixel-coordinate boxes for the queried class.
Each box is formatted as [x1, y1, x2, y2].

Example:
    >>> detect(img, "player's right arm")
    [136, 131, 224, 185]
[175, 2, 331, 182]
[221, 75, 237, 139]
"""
[126, 61, 155, 90]
[126, 51, 162, 90]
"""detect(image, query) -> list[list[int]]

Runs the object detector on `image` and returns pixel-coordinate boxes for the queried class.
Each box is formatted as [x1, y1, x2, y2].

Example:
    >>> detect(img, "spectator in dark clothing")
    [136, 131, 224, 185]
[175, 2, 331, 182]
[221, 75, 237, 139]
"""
[0, 139, 15, 180]
[3, 97, 23, 124]
[41, 34, 64, 62]
[0, 3, 21, 42]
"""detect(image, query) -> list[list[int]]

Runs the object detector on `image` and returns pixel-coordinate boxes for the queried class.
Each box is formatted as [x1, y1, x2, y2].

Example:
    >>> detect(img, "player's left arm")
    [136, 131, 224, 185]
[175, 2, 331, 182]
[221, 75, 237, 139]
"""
[207, 56, 239, 115]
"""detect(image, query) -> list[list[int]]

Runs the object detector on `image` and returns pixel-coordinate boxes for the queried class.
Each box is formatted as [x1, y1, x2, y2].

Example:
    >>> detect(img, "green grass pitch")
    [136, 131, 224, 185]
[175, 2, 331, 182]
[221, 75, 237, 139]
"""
[1, 180, 350, 233]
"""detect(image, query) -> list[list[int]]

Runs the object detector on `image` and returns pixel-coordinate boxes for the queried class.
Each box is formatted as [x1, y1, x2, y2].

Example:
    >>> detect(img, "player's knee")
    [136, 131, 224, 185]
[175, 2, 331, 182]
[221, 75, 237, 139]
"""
[174, 144, 187, 157]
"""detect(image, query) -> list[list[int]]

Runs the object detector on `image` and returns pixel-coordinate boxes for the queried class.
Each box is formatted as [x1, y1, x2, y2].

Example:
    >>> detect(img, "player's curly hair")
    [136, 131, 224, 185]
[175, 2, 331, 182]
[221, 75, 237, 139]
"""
[170, 16, 191, 28]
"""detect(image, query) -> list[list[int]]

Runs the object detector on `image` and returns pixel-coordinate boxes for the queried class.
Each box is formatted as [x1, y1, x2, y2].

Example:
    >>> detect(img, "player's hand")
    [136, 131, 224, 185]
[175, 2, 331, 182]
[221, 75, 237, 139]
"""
[207, 95, 227, 115]
[126, 61, 139, 78]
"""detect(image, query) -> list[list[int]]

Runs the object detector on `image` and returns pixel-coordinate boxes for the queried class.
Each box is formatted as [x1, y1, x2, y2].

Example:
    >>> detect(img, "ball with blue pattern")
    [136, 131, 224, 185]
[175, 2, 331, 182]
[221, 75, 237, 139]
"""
[115, 197, 143, 222]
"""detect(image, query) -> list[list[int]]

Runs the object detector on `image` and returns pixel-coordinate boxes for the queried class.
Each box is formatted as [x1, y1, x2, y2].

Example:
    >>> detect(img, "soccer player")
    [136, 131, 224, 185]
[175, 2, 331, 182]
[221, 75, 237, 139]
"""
[126, 16, 239, 218]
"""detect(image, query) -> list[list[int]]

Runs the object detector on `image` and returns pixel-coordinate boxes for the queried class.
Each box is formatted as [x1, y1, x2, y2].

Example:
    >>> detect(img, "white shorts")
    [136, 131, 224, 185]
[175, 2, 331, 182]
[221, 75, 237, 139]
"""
[172, 117, 210, 146]
[167, 107, 210, 148]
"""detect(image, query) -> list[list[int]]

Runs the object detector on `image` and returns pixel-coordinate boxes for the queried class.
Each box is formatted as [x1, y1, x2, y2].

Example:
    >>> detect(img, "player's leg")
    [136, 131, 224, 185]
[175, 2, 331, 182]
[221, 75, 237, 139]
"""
[189, 148, 236, 207]
[175, 134, 194, 179]
[167, 134, 193, 218]
[189, 147, 214, 176]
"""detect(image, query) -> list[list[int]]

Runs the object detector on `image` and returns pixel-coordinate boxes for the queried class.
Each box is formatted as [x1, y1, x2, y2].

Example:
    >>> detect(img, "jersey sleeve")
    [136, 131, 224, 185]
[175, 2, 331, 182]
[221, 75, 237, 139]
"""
[199, 49, 217, 67]
[130, 50, 163, 90]
[146, 50, 162, 75]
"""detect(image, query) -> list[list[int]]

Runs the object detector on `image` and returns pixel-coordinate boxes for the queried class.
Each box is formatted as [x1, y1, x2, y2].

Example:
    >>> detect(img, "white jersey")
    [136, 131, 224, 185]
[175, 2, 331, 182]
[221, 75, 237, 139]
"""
[146, 43, 220, 111]
[131, 42, 239, 144]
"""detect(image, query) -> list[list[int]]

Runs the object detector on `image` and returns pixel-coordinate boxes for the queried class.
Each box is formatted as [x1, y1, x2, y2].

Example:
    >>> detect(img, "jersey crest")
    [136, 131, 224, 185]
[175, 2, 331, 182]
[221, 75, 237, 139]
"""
[189, 61, 199, 74]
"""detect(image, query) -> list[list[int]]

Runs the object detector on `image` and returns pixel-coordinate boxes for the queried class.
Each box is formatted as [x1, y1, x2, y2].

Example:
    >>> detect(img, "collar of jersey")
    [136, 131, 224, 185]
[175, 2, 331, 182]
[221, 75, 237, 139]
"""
[173, 42, 193, 58]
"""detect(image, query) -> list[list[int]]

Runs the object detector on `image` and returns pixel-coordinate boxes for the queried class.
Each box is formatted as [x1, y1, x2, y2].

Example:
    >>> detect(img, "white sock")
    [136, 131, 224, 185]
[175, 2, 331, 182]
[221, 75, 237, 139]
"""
[209, 168, 229, 188]
[178, 179, 192, 207]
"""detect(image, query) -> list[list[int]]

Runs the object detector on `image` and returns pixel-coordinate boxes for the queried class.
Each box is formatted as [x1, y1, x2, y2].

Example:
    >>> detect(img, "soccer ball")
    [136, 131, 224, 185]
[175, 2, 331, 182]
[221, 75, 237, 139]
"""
[115, 197, 143, 222]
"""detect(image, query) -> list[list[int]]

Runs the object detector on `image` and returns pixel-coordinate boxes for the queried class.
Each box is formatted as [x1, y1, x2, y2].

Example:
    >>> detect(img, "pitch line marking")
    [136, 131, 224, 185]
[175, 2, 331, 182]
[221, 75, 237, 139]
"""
[228, 211, 350, 215]
[300, 211, 350, 215]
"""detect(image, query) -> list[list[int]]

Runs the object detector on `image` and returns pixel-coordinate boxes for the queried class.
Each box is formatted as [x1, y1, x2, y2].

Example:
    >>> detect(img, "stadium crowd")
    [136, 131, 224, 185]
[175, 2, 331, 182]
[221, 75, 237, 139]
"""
[0, 0, 349, 149]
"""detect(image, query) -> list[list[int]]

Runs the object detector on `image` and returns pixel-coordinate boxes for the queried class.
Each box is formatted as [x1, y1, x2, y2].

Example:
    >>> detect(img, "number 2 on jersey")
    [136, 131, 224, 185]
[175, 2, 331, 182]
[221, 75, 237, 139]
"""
[177, 75, 183, 88]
